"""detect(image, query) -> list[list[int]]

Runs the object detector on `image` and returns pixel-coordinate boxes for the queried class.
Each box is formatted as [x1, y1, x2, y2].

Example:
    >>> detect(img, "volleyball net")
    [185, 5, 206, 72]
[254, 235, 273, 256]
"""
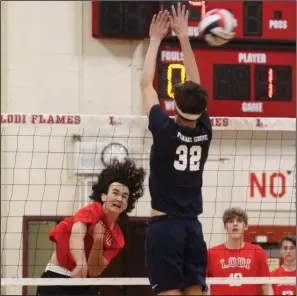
[1, 113, 296, 295]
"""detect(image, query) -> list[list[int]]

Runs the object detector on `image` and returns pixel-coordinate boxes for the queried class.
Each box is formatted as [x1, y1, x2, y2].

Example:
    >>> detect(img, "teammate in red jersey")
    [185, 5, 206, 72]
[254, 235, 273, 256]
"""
[206, 207, 273, 295]
[36, 158, 145, 296]
[271, 235, 296, 295]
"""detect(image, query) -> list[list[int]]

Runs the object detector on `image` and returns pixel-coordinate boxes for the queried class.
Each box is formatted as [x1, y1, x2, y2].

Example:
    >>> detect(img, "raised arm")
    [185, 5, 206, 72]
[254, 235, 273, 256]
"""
[88, 222, 109, 277]
[169, 3, 200, 84]
[140, 11, 170, 116]
[69, 222, 88, 277]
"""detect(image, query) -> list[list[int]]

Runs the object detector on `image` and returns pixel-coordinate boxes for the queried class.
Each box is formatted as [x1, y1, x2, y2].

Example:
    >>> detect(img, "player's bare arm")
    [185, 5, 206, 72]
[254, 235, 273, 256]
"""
[261, 284, 274, 295]
[169, 3, 200, 84]
[140, 10, 170, 116]
[88, 222, 109, 277]
[69, 222, 88, 278]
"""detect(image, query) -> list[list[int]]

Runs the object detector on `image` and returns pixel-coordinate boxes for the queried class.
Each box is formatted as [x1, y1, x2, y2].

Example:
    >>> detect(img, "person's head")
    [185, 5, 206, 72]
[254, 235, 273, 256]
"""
[280, 235, 296, 264]
[223, 207, 248, 241]
[89, 158, 146, 218]
[173, 81, 209, 127]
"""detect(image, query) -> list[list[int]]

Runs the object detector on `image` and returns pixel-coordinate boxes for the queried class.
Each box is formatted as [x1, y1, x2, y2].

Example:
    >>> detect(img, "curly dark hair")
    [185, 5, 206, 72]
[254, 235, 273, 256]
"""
[89, 158, 146, 213]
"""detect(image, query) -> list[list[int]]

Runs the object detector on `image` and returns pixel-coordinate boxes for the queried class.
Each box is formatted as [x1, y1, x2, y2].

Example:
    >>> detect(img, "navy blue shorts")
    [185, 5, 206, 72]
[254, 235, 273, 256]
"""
[145, 216, 207, 294]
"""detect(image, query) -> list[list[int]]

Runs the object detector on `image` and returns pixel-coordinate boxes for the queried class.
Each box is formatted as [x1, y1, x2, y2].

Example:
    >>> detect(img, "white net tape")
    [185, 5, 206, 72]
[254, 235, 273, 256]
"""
[1, 276, 296, 286]
[1, 114, 296, 294]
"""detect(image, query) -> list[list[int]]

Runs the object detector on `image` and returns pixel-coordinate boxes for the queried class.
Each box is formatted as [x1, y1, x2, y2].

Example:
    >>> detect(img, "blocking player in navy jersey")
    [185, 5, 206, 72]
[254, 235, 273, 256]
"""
[140, 4, 212, 296]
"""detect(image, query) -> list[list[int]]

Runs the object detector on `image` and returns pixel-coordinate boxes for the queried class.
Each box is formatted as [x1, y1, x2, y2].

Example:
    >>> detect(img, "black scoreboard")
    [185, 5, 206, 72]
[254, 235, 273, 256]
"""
[92, 1, 296, 42]
[92, 1, 153, 39]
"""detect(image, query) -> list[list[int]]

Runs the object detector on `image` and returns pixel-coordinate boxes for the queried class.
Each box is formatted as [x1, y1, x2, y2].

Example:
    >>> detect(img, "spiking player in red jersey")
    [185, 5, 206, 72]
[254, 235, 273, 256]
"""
[36, 158, 145, 296]
[207, 207, 273, 295]
[271, 235, 296, 295]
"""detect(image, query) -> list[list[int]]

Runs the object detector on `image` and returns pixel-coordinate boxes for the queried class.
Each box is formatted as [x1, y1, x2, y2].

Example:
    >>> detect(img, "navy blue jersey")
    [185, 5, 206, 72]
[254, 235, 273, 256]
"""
[148, 104, 212, 218]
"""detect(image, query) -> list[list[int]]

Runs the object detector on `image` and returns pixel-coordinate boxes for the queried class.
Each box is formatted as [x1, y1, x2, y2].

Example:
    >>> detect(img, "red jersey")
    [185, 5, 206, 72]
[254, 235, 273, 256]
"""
[49, 202, 125, 271]
[271, 266, 296, 295]
[207, 243, 270, 295]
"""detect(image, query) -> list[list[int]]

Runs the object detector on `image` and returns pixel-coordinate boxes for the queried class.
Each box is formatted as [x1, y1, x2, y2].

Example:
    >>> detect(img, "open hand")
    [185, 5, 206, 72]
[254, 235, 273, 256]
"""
[149, 10, 170, 41]
[169, 3, 189, 38]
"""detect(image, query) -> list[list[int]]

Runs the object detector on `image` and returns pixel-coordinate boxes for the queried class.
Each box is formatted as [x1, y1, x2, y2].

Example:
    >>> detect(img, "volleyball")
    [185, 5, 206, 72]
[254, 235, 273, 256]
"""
[199, 9, 237, 46]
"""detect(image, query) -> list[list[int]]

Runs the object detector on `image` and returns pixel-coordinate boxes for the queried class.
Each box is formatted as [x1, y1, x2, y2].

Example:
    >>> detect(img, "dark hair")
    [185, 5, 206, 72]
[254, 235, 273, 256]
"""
[174, 80, 209, 117]
[90, 158, 146, 213]
[280, 235, 296, 247]
[223, 207, 249, 225]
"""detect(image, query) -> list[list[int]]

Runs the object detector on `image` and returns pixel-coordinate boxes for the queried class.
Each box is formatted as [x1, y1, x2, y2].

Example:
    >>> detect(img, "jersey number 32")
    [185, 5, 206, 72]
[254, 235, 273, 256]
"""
[174, 145, 202, 171]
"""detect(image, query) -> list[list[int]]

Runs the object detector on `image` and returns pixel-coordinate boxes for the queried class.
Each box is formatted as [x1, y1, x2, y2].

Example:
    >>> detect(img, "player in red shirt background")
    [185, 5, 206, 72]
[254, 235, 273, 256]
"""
[271, 235, 296, 295]
[206, 207, 273, 295]
[36, 158, 145, 296]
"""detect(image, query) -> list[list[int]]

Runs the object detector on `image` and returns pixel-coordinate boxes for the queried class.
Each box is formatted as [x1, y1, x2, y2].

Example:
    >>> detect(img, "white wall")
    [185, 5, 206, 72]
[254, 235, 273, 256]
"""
[1, 1, 145, 115]
[1, 1, 296, 295]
